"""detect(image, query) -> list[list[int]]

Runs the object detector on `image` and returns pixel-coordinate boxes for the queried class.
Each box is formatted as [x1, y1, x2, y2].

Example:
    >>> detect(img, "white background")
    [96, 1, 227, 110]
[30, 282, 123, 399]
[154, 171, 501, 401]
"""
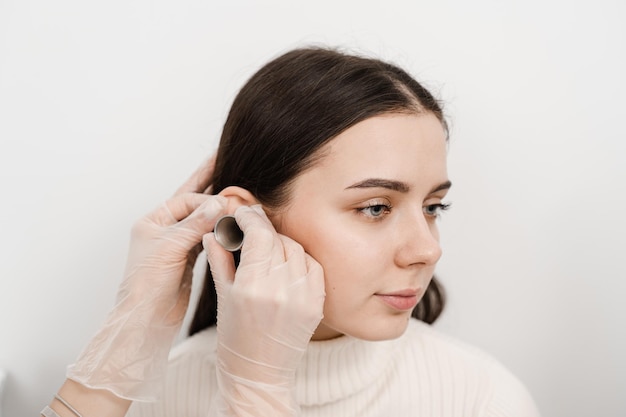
[1, 1, 625, 416]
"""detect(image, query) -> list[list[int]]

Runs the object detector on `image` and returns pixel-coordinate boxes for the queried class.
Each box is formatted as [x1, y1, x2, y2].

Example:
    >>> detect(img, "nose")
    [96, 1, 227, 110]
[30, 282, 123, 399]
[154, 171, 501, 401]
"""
[394, 213, 442, 268]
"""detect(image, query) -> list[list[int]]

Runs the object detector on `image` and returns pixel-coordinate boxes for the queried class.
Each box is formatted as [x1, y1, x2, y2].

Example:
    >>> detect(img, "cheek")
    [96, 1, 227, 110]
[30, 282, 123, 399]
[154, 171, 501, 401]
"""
[278, 215, 348, 273]
[292, 226, 349, 278]
[275, 207, 388, 293]
[297, 225, 385, 295]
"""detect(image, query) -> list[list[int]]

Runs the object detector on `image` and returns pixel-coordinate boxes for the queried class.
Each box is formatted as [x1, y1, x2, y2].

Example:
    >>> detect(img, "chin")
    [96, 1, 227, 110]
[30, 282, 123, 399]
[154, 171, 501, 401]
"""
[347, 317, 412, 341]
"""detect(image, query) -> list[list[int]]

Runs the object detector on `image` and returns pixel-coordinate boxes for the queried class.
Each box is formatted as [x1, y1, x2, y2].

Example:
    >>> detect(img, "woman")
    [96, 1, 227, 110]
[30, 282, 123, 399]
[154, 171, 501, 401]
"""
[43, 47, 540, 417]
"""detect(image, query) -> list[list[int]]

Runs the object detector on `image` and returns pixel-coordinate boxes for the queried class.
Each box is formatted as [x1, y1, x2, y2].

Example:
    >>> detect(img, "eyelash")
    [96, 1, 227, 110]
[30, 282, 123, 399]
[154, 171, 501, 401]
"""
[358, 202, 451, 220]
[424, 203, 451, 218]
[359, 203, 393, 219]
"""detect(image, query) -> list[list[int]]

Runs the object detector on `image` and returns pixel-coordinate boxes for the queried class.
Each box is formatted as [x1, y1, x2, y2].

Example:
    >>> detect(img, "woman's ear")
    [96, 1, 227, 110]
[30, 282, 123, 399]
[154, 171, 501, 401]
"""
[218, 186, 260, 214]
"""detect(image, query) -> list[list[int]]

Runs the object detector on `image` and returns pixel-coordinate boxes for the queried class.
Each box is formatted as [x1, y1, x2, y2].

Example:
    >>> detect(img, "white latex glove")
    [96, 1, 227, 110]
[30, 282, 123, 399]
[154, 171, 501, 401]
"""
[67, 158, 227, 401]
[204, 205, 325, 416]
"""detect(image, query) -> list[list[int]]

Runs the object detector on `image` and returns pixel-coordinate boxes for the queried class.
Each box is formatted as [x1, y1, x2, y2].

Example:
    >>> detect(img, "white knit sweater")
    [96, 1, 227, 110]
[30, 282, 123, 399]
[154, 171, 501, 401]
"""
[127, 319, 540, 417]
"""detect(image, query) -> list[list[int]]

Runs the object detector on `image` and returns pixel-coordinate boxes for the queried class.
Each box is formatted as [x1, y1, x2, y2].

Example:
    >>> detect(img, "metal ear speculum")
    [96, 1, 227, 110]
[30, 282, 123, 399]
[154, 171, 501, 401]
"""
[214, 215, 244, 252]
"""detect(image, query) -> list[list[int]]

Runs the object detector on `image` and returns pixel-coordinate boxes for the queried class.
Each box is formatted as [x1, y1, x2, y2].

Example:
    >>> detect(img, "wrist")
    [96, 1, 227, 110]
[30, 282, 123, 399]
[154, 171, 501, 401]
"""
[47, 379, 130, 417]
[215, 372, 299, 417]
[216, 343, 300, 385]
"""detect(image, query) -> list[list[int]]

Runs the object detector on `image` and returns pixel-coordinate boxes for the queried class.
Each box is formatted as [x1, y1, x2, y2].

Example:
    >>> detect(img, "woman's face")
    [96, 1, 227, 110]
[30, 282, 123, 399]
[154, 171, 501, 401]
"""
[272, 112, 450, 341]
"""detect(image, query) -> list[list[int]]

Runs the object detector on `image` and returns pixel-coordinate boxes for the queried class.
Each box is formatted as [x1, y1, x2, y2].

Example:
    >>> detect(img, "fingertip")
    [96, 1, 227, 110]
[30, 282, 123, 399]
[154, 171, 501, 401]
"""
[202, 232, 216, 252]
[235, 204, 272, 228]
[204, 232, 227, 259]
[305, 254, 325, 287]
[199, 194, 227, 212]
[234, 204, 253, 216]
[250, 204, 265, 215]
[234, 204, 266, 217]
[204, 232, 236, 283]
[176, 196, 228, 237]
[202, 195, 228, 219]
[214, 195, 228, 208]
[304, 253, 322, 271]
[233, 205, 254, 228]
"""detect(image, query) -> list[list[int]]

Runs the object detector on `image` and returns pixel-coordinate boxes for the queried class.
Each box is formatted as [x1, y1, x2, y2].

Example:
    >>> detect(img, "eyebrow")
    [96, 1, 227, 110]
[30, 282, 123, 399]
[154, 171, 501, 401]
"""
[430, 180, 452, 194]
[345, 178, 452, 194]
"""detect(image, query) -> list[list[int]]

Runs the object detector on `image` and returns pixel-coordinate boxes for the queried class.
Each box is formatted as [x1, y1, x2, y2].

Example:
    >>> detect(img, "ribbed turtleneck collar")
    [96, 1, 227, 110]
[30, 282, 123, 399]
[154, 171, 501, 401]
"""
[295, 331, 404, 406]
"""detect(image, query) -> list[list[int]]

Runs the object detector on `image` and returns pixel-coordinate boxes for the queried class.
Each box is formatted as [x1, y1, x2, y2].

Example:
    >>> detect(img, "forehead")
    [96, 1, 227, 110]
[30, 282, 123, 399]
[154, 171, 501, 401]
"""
[309, 112, 448, 183]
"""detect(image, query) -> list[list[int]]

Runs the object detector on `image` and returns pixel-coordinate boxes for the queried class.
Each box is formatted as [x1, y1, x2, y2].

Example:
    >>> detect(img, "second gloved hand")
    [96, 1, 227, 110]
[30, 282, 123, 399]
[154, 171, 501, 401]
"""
[204, 205, 326, 416]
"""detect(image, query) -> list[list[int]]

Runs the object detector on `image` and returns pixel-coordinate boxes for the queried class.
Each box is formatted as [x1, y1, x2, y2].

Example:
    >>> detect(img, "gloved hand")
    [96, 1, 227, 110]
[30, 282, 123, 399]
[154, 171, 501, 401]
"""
[66, 157, 227, 401]
[204, 205, 326, 416]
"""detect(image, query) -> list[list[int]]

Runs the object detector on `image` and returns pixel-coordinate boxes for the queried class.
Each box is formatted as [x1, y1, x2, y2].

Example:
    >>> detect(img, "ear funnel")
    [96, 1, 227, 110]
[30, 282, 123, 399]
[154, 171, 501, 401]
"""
[214, 215, 244, 252]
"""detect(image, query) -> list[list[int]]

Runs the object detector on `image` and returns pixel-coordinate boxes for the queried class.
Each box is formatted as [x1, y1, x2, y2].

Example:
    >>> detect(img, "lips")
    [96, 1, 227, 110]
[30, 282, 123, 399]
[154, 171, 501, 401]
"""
[375, 289, 421, 311]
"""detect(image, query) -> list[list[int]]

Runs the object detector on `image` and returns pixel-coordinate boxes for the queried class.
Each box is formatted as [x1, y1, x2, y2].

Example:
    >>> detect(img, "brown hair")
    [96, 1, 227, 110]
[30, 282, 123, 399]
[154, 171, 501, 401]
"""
[189, 47, 447, 336]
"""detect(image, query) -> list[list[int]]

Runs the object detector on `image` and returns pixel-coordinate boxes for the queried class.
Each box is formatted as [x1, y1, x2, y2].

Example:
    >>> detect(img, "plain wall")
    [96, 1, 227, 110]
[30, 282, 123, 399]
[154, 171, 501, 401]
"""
[1, 1, 625, 416]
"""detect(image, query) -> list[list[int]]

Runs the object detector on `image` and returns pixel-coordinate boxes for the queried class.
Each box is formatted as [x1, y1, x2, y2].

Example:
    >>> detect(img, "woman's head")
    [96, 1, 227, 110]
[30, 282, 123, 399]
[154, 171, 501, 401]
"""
[210, 47, 447, 209]
[190, 47, 449, 339]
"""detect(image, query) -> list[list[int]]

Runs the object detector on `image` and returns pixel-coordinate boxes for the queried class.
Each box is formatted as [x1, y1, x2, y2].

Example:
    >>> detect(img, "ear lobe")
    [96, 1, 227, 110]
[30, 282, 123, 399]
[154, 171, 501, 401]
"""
[218, 186, 260, 214]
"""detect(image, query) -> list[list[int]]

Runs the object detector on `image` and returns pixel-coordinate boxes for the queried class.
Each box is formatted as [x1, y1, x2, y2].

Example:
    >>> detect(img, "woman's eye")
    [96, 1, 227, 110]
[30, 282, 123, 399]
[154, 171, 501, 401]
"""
[424, 203, 451, 218]
[359, 204, 392, 219]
